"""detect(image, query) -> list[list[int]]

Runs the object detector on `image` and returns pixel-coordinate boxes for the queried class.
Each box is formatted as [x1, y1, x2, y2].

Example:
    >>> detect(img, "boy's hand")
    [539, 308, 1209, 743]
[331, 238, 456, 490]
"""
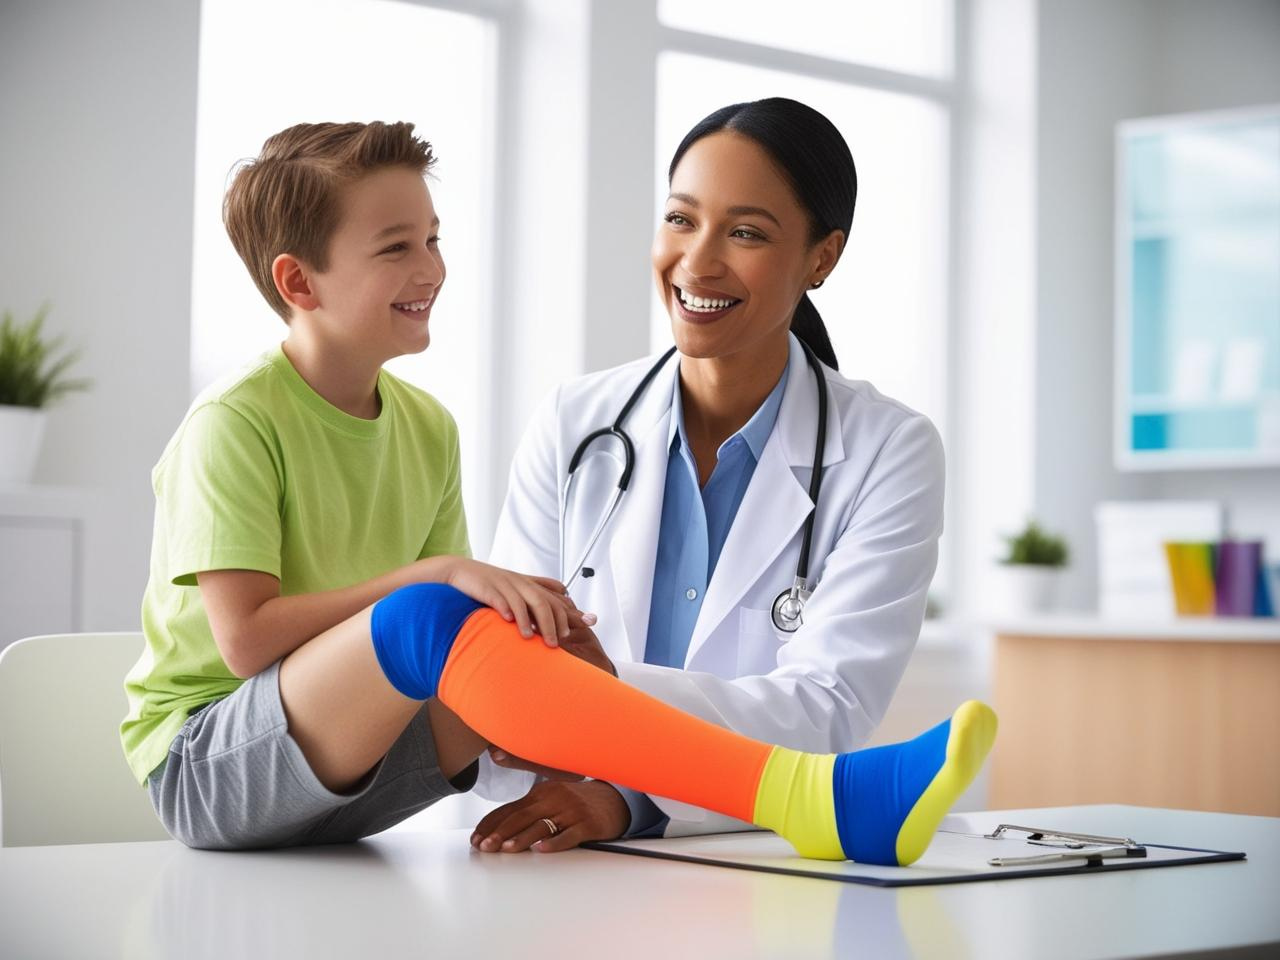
[429, 558, 595, 647]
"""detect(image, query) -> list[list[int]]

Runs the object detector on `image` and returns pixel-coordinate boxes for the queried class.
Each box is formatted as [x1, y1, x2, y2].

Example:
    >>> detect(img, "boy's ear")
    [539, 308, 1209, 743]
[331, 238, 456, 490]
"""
[272, 253, 320, 312]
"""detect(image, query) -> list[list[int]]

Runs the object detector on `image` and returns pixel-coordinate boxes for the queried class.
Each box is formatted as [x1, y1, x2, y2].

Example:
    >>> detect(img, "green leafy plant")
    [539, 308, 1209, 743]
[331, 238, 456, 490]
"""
[1001, 520, 1069, 567]
[0, 304, 91, 408]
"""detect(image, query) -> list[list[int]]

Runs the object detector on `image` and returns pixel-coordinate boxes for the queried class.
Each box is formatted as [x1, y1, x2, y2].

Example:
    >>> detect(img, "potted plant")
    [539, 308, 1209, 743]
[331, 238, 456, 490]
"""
[995, 519, 1069, 616]
[0, 304, 90, 484]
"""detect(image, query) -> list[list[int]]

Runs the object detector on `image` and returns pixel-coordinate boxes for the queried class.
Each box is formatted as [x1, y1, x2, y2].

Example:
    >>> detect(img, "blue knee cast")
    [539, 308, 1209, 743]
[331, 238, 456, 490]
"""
[370, 583, 485, 700]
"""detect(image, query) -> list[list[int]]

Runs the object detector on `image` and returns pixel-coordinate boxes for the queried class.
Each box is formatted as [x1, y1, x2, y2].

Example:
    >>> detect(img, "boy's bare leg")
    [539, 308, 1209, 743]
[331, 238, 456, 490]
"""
[277, 606, 486, 792]
[425, 697, 489, 779]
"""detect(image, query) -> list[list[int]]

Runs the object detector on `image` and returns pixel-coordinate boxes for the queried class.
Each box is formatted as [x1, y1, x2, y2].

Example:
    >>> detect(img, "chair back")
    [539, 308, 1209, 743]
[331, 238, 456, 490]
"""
[0, 632, 170, 846]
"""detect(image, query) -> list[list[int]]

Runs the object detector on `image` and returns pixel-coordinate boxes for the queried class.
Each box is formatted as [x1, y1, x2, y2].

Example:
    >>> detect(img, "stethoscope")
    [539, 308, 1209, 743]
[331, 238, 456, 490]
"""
[559, 340, 829, 633]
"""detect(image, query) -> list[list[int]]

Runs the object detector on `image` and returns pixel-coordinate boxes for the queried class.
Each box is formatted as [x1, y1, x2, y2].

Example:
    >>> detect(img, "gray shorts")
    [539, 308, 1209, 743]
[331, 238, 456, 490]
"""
[147, 661, 473, 850]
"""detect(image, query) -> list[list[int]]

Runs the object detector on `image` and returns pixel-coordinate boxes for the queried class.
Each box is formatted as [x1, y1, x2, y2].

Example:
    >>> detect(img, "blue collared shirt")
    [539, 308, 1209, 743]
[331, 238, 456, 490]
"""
[620, 361, 789, 836]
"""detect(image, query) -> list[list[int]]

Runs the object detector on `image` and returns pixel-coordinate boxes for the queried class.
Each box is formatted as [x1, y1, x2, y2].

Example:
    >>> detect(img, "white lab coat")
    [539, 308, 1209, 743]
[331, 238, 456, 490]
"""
[483, 333, 944, 837]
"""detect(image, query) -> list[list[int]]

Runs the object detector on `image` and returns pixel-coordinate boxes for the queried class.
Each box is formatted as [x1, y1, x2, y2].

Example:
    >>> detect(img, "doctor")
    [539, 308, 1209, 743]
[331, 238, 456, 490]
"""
[473, 97, 944, 852]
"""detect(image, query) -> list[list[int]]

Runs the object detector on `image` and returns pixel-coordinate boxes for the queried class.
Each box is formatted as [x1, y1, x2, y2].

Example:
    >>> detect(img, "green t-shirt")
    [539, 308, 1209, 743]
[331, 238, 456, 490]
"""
[121, 346, 470, 783]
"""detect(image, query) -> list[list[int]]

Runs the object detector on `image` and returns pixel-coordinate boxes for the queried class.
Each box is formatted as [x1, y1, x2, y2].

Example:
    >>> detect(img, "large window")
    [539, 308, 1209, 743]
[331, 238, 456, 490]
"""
[652, 54, 950, 436]
[652, 7, 957, 594]
[191, 0, 498, 539]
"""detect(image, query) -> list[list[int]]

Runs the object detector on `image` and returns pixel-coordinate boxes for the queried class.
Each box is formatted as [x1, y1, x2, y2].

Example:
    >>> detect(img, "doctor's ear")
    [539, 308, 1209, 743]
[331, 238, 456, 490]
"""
[809, 230, 845, 289]
[272, 253, 321, 312]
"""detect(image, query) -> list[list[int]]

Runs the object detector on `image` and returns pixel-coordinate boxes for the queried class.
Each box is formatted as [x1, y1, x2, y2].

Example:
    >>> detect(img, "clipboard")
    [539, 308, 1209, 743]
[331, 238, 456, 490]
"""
[583, 822, 1246, 887]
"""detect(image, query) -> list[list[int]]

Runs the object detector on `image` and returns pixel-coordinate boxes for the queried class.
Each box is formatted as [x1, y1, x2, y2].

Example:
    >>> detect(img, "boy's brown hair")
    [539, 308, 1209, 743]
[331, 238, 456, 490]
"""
[223, 121, 435, 321]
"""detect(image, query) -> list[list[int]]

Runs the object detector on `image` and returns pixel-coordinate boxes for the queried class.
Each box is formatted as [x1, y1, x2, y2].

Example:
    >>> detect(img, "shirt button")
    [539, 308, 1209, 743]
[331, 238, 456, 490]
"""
[686, 588, 698, 601]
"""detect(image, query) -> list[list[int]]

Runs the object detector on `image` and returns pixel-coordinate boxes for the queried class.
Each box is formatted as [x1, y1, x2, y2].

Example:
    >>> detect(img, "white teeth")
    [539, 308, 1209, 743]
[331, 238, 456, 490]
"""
[677, 289, 736, 312]
[394, 300, 430, 312]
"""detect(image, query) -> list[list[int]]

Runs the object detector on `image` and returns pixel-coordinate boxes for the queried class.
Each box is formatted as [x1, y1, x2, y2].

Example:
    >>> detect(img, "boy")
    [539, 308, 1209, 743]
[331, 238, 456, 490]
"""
[122, 120, 997, 864]
[122, 121, 586, 848]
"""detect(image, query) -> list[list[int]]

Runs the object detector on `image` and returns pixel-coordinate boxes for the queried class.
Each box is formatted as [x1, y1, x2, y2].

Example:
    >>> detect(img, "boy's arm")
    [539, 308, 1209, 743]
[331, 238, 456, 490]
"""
[199, 557, 582, 680]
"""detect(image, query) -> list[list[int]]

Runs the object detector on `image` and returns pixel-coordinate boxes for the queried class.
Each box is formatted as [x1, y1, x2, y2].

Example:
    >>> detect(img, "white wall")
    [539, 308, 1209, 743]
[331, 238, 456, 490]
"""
[0, 0, 200, 630]
[1035, 0, 1280, 611]
[6, 0, 1276, 629]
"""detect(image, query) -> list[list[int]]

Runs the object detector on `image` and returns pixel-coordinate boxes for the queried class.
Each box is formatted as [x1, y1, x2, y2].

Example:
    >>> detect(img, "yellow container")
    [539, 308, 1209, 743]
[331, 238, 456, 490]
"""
[1164, 542, 1216, 616]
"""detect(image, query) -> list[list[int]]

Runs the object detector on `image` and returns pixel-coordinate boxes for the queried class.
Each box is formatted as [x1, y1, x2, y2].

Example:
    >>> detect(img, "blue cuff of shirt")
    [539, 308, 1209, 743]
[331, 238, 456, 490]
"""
[615, 786, 670, 838]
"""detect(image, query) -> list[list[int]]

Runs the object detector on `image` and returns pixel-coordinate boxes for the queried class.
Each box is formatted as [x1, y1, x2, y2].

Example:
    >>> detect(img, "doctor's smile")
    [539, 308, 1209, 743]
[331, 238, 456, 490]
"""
[672, 285, 742, 321]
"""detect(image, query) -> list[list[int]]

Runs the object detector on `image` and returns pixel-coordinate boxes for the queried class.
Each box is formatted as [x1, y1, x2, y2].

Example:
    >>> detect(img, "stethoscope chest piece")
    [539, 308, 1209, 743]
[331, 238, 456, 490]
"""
[771, 581, 813, 633]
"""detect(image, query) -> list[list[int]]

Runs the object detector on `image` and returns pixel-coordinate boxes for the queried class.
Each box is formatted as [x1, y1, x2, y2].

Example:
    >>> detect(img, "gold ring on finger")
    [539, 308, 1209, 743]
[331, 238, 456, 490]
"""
[540, 817, 559, 837]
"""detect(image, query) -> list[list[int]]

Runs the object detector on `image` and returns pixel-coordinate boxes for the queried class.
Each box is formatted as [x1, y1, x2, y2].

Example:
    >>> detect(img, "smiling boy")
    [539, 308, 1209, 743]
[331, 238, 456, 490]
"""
[120, 122, 581, 848]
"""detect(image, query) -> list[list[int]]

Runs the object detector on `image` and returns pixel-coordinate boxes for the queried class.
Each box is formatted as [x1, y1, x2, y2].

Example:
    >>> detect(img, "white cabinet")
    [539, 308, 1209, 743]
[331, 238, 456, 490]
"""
[0, 486, 87, 651]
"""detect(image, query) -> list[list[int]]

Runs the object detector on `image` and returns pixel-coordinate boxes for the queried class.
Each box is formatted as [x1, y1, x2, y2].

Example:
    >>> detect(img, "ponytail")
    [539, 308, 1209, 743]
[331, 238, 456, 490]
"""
[791, 294, 838, 370]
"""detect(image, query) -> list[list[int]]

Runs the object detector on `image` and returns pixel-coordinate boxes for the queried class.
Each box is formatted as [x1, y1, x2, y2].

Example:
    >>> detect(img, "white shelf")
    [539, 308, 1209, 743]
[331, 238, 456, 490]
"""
[990, 613, 1280, 643]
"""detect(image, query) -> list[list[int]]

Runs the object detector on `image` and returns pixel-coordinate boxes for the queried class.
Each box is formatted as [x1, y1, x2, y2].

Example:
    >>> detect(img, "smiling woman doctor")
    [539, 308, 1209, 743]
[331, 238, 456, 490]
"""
[472, 97, 945, 853]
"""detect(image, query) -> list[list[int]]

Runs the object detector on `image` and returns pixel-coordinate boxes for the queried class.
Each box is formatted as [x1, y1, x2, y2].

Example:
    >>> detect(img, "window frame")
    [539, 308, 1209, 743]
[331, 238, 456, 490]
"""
[652, 3, 969, 604]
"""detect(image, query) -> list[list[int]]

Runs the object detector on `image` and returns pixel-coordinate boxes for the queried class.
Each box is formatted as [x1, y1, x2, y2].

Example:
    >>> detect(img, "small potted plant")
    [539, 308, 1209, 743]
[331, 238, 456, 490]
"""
[0, 304, 90, 484]
[995, 519, 1069, 615]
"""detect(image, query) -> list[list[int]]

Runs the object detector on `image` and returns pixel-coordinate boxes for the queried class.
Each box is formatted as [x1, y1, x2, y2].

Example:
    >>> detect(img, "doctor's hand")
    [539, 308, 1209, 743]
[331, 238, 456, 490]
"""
[558, 622, 616, 677]
[471, 780, 630, 853]
[486, 744, 583, 781]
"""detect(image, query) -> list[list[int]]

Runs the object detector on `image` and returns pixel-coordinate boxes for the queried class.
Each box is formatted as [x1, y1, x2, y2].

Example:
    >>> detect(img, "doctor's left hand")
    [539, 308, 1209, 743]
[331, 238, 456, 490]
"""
[470, 780, 630, 853]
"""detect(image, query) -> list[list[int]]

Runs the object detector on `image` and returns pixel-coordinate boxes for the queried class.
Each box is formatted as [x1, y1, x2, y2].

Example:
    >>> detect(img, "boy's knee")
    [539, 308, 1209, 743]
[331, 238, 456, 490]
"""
[374, 583, 484, 638]
[371, 583, 485, 700]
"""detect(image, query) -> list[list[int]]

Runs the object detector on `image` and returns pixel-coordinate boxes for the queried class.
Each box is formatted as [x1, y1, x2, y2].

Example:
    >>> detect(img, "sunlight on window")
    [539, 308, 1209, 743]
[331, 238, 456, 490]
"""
[658, 0, 953, 78]
[652, 53, 950, 438]
[192, 0, 495, 534]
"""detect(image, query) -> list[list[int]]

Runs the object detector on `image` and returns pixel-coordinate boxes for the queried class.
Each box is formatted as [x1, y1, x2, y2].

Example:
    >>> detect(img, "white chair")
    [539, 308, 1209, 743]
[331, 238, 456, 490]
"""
[0, 632, 170, 846]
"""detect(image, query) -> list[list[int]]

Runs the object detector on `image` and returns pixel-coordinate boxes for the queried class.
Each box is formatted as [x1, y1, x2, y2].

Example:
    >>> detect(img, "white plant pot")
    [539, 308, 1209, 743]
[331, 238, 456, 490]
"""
[994, 564, 1062, 617]
[0, 404, 47, 484]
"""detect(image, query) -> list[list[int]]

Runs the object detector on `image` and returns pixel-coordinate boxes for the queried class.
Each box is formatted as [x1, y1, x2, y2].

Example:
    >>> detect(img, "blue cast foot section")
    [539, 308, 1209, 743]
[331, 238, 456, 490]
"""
[832, 716, 952, 865]
[370, 583, 485, 700]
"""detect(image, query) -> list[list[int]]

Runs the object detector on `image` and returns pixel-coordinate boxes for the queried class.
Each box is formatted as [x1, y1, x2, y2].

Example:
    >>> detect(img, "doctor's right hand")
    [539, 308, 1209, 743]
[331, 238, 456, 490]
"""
[558, 621, 616, 677]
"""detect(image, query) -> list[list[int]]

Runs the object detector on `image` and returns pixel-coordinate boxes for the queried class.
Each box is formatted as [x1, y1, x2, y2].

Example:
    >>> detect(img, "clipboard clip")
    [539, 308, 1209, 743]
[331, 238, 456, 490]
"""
[984, 824, 1147, 867]
[985, 823, 1140, 849]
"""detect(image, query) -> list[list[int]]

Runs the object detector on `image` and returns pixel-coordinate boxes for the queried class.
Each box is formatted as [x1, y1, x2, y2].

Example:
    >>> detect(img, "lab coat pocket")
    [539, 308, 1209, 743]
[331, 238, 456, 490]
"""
[737, 606, 789, 676]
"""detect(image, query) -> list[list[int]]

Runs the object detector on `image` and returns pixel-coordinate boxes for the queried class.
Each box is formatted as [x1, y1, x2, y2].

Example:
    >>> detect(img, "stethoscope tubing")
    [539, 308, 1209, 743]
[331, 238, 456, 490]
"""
[560, 341, 828, 630]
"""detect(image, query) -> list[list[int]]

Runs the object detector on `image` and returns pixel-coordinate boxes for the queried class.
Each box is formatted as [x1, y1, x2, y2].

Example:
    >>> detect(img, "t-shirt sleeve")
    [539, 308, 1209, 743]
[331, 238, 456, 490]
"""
[419, 413, 471, 561]
[157, 402, 283, 586]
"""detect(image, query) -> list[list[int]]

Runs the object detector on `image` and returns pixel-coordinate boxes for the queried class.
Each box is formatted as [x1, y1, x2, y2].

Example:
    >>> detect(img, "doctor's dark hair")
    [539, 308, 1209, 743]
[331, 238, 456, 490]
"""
[668, 98, 856, 370]
[223, 121, 436, 321]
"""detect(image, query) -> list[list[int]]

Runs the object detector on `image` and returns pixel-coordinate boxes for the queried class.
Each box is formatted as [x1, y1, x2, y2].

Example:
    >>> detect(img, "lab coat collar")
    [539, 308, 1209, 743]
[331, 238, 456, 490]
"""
[778, 332, 846, 469]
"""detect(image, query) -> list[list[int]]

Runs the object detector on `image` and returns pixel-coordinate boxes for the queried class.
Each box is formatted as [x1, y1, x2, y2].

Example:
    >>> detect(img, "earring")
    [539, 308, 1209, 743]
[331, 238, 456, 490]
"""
[809, 279, 825, 290]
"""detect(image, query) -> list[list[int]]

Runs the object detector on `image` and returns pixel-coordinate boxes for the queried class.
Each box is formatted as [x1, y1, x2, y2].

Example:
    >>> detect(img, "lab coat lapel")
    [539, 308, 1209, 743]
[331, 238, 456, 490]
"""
[684, 336, 847, 668]
[607, 362, 678, 663]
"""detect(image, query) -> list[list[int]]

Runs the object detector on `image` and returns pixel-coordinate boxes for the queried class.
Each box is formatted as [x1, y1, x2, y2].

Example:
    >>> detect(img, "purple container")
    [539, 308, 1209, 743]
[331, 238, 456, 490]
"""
[1215, 540, 1263, 617]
